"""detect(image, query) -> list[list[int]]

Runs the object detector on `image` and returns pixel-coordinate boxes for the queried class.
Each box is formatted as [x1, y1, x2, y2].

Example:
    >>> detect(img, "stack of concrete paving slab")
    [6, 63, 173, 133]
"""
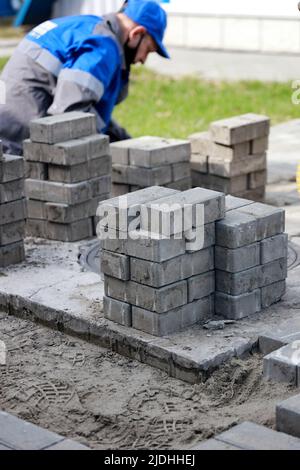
[215, 195, 287, 320]
[24, 112, 112, 242]
[110, 136, 191, 197]
[189, 113, 270, 201]
[100, 186, 225, 336]
[0, 141, 26, 268]
[263, 342, 300, 387]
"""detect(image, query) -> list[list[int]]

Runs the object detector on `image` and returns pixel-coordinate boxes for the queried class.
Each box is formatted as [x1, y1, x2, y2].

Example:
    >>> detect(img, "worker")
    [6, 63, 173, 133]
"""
[0, 0, 170, 155]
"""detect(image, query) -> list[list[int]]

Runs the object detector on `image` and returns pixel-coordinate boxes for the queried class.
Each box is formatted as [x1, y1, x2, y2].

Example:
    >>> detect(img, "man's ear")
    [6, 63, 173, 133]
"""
[128, 25, 146, 45]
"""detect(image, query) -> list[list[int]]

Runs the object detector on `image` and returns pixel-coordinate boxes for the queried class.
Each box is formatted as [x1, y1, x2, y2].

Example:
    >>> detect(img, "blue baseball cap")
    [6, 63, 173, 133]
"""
[123, 0, 170, 59]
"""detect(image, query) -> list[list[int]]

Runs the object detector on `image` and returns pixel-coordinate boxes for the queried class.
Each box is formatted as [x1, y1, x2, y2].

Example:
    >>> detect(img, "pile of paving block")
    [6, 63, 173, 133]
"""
[0, 141, 26, 268]
[24, 112, 112, 242]
[189, 113, 270, 201]
[100, 186, 222, 336]
[99, 185, 288, 337]
[215, 195, 287, 320]
[110, 136, 191, 197]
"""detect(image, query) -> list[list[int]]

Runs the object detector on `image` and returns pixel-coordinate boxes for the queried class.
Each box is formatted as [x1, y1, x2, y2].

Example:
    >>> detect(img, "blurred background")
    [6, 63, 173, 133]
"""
[0, 0, 300, 181]
[0, 0, 298, 54]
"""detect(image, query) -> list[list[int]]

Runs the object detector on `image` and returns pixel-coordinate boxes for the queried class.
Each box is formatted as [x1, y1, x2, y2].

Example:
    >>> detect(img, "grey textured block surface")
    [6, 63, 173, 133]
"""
[46, 196, 108, 224]
[110, 141, 130, 165]
[141, 187, 225, 236]
[130, 254, 183, 288]
[260, 234, 288, 264]
[26, 219, 47, 238]
[261, 281, 286, 309]
[263, 343, 300, 385]
[81, 134, 110, 159]
[166, 178, 192, 191]
[208, 153, 267, 178]
[103, 296, 132, 327]
[216, 210, 258, 249]
[214, 421, 300, 450]
[189, 131, 212, 156]
[27, 218, 93, 242]
[0, 178, 24, 203]
[101, 250, 130, 280]
[190, 131, 251, 160]
[24, 134, 109, 166]
[88, 154, 112, 179]
[237, 187, 266, 203]
[260, 258, 287, 288]
[225, 195, 254, 212]
[210, 114, 270, 146]
[111, 183, 130, 197]
[112, 164, 173, 186]
[24, 139, 88, 166]
[46, 218, 93, 242]
[132, 295, 214, 336]
[127, 136, 191, 168]
[0, 241, 25, 268]
[130, 246, 214, 288]
[188, 271, 215, 302]
[101, 229, 187, 262]
[127, 164, 173, 186]
[276, 394, 300, 438]
[215, 290, 261, 320]
[185, 222, 216, 252]
[215, 243, 260, 273]
[216, 266, 261, 295]
[25, 161, 48, 181]
[211, 140, 251, 161]
[191, 172, 248, 194]
[0, 411, 63, 450]
[248, 170, 267, 190]
[48, 162, 89, 183]
[238, 203, 285, 240]
[105, 276, 188, 314]
[171, 162, 191, 181]
[111, 164, 129, 184]
[25, 179, 91, 205]
[0, 199, 27, 226]
[27, 199, 47, 220]
[46, 439, 90, 451]
[0, 154, 24, 183]
[29, 112, 97, 144]
[190, 154, 209, 173]
[98, 186, 178, 231]
[251, 136, 269, 154]
[217, 203, 284, 249]
[90, 175, 111, 198]
[0, 220, 25, 246]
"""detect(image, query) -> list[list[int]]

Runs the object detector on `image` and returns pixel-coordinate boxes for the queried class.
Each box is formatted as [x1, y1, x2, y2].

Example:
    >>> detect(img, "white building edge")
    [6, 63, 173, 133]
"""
[53, 1, 300, 54]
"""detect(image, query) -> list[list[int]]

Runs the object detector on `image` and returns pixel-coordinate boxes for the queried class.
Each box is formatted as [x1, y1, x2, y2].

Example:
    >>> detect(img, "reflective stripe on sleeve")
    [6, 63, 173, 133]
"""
[17, 38, 63, 77]
[59, 68, 105, 101]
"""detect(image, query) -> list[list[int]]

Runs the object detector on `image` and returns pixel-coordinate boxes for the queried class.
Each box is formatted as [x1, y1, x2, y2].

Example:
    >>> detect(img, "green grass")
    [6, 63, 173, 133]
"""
[114, 67, 299, 138]
[0, 58, 297, 138]
[0, 57, 9, 70]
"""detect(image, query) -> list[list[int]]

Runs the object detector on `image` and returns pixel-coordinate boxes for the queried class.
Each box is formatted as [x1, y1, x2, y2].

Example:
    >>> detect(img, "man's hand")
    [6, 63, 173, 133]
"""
[106, 119, 132, 142]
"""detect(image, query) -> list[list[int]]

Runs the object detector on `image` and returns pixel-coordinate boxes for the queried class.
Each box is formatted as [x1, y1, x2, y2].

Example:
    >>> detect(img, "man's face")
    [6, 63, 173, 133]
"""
[133, 34, 157, 65]
[127, 26, 157, 66]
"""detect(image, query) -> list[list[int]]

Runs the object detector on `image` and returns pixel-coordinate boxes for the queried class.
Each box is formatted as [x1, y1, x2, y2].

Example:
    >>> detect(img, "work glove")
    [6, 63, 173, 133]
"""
[106, 119, 132, 142]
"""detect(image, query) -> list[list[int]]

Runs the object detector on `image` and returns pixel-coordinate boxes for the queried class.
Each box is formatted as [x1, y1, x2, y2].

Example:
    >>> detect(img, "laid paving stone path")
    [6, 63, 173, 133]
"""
[0, 411, 89, 450]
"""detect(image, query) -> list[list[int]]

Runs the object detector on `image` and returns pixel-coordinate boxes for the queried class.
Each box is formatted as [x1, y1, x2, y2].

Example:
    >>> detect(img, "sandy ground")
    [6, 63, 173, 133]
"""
[0, 311, 296, 450]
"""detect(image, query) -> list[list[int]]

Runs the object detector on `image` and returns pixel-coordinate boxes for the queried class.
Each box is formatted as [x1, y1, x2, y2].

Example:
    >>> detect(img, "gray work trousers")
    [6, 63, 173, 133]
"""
[0, 51, 55, 155]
